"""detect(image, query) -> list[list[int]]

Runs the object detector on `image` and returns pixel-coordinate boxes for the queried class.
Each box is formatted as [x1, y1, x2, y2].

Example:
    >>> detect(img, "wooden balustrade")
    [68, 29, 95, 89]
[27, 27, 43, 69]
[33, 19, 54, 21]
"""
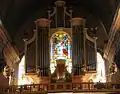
[1, 82, 120, 93]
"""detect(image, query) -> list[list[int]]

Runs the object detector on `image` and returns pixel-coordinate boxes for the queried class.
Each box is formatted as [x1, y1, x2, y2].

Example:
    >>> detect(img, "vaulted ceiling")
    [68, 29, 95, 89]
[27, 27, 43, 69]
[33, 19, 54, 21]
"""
[0, 0, 119, 54]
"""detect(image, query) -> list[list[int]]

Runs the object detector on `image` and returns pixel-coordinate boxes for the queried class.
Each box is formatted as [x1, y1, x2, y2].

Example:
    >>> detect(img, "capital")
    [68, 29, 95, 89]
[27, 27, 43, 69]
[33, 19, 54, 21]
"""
[35, 18, 49, 27]
[71, 18, 85, 26]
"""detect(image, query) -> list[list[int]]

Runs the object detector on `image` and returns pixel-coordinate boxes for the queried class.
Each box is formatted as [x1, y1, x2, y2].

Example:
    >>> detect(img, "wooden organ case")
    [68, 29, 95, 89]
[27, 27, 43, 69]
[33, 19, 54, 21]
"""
[23, 0, 97, 84]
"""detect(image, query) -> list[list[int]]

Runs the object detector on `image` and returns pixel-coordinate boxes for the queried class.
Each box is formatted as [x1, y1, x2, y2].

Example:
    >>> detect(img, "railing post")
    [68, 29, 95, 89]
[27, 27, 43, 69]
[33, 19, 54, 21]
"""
[88, 82, 90, 90]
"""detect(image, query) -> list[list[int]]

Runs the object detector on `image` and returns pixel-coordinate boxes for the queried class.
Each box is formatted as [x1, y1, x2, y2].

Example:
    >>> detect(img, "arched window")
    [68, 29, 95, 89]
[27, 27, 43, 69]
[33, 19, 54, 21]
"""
[95, 52, 106, 82]
[50, 31, 72, 74]
[18, 55, 32, 85]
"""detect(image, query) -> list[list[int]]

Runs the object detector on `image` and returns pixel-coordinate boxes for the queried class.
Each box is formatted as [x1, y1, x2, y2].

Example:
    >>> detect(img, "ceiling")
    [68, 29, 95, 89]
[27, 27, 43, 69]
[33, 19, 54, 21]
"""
[0, 0, 119, 54]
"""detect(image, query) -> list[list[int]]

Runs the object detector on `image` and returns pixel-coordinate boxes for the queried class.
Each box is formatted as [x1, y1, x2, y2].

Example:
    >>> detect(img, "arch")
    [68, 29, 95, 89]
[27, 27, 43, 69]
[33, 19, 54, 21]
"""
[95, 52, 106, 82]
[18, 55, 33, 85]
[50, 30, 72, 74]
[89, 52, 106, 83]
[50, 30, 71, 41]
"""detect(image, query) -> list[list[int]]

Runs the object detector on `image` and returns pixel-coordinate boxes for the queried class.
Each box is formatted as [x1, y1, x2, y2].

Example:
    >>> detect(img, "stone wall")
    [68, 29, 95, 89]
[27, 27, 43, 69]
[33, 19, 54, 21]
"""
[103, 8, 120, 82]
[0, 25, 20, 85]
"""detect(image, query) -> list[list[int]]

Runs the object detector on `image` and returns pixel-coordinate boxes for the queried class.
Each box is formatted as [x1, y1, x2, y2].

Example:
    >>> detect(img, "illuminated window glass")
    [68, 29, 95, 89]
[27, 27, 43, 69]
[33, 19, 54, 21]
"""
[50, 31, 72, 73]
[18, 55, 32, 85]
[89, 52, 106, 83]
[96, 52, 106, 82]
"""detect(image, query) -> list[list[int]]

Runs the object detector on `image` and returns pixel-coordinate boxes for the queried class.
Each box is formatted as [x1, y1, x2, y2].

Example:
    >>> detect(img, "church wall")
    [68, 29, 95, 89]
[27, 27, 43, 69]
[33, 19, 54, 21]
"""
[0, 25, 20, 85]
[104, 8, 120, 82]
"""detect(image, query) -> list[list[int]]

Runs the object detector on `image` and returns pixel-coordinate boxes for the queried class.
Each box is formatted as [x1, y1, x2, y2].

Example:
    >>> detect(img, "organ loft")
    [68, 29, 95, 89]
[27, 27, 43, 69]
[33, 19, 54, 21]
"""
[19, 0, 105, 85]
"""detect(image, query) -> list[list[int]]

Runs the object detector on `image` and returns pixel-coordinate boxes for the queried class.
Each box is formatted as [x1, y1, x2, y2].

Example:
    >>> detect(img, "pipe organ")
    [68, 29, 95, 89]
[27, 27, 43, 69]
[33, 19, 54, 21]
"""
[85, 37, 97, 71]
[71, 18, 85, 75]
[24, 19, 50, 76]
[24, 33, 36, 73]
[24, 0, 97, 83]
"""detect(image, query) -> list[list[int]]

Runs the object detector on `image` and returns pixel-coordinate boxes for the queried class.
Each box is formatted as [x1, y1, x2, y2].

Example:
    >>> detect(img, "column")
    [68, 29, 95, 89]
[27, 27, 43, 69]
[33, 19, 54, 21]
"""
[71, 18, 85, 75]
[35, 18, 50, 76]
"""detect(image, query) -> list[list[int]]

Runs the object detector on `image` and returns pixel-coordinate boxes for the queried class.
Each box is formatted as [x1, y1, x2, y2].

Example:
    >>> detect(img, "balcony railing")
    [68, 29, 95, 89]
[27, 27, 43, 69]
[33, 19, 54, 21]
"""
[1, 82, 120, 93]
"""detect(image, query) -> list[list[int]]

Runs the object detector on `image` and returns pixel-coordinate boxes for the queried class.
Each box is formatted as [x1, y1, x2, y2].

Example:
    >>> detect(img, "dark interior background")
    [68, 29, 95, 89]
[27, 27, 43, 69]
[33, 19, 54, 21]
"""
[0, 0, 119, 55]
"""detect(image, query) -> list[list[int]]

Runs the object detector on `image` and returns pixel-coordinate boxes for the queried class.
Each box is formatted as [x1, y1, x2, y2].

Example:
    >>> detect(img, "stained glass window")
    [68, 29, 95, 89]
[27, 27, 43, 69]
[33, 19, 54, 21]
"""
[50, 31, 72, 74]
